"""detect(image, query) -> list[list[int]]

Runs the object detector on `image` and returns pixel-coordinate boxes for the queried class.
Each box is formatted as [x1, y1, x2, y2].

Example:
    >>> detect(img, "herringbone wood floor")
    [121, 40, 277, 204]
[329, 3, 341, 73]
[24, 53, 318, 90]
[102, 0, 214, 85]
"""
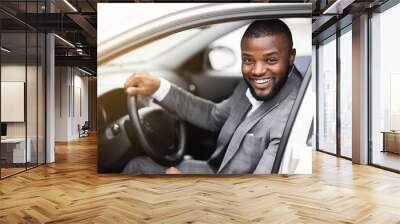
[1, 135, 400, 223]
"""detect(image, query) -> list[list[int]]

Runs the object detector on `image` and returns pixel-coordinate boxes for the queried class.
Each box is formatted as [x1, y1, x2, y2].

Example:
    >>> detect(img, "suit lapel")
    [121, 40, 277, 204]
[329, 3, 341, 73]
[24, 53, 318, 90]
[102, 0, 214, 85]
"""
[217, 87, 251, 150]
[217, 100, 280, 173]
[207, 83, 251, 169]
[217, 68, 301, 173]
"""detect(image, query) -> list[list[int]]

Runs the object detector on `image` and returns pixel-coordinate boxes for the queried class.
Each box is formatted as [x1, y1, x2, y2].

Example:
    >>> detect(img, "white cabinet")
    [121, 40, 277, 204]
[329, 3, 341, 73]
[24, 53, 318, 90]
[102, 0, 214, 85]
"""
[1, 138, 32, 163]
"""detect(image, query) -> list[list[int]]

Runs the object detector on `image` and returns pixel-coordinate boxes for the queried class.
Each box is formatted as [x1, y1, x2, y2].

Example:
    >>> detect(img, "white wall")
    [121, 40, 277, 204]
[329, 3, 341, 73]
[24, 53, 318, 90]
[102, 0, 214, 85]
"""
[72, 73, 89, 138]
[1, 65, 31, 138]
[1, 65, 26, 136]
[55, 67, 89, 141]
[1, 63, 46, 163]
[55, 66, 69, 141]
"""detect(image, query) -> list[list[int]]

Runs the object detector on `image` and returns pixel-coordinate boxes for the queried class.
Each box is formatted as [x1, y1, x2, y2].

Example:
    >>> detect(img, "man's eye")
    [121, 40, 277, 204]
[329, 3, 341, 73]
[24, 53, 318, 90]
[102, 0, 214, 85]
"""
[266, 58, 278, 64]
[243, 58, 253, 64]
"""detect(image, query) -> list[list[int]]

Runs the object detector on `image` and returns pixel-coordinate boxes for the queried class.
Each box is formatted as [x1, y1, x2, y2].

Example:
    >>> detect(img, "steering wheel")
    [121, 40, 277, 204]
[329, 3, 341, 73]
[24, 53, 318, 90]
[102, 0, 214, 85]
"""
[127, 95, 187, 166]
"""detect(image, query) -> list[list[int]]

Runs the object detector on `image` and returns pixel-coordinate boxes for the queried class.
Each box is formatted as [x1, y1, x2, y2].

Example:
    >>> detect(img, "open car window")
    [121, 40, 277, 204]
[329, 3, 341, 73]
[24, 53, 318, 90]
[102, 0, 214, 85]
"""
[97, 3, 313, 174]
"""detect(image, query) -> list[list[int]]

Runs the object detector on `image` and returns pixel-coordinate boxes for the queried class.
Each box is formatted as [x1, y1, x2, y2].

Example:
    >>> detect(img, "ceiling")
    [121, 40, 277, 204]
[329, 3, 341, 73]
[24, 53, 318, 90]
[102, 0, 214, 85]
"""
[311, 0, 390, 44]
[0, 0, 393, 75]
[0, 0, 99, 74]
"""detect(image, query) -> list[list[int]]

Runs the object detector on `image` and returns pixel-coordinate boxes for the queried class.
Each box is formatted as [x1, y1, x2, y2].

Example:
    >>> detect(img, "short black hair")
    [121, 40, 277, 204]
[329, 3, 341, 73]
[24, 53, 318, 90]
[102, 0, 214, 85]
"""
[242, 19, 293, 50]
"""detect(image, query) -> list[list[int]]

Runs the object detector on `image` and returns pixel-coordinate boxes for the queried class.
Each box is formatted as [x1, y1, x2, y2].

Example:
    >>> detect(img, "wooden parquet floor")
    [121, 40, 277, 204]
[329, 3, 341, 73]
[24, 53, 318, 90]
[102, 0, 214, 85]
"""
[1, 134, 400, 223]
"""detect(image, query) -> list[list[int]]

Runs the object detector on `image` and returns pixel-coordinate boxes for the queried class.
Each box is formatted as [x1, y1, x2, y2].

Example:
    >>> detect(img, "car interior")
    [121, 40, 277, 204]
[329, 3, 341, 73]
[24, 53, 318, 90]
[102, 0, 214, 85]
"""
[97, 20, 312, 173]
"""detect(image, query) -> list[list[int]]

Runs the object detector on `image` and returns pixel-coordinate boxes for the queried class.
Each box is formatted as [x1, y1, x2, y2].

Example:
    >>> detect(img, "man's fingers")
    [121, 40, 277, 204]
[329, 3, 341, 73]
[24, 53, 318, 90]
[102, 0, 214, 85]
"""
[126, 86, 145, 96]
[124, 73, 143, 89]
[125, 87, 136, 95]
[124, 72, 159, 96]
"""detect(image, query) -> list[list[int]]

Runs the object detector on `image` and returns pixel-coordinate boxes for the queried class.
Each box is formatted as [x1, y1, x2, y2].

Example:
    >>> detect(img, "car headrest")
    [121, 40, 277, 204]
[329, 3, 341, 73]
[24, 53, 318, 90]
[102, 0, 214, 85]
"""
[294, 56, 311, 77]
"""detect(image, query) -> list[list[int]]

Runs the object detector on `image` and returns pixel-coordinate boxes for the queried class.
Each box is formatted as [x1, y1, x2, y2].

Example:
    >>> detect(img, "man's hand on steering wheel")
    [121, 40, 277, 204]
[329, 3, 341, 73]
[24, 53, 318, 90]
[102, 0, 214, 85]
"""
[124, 71, 161, 96]
[124, 71, 187, 167]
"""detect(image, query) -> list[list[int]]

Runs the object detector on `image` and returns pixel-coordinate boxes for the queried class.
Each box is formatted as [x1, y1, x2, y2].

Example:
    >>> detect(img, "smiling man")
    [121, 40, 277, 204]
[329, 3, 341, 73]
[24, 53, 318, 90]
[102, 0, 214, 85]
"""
[123, 19, 302, 174]
[241, 20, 296, 102]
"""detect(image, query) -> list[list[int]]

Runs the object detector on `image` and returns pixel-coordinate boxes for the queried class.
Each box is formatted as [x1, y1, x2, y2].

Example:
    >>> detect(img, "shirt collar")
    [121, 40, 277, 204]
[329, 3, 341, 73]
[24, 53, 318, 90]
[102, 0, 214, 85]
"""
[245, 88, 264, 108]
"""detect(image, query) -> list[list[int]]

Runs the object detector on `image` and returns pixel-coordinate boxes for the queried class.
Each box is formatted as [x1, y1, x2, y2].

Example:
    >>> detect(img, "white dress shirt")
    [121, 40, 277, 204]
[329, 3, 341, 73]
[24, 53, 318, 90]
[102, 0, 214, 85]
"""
[152, 78, 263, 117]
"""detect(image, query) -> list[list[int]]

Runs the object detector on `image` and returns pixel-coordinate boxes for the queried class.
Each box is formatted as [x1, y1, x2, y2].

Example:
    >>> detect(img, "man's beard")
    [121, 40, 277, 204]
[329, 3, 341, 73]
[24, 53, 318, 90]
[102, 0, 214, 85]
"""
[245, 67, 290, 101]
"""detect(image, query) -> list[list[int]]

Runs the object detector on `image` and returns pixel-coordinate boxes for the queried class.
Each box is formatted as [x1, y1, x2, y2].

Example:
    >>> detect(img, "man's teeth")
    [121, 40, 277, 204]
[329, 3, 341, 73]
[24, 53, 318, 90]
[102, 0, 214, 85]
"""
[254, 78, 271, 84]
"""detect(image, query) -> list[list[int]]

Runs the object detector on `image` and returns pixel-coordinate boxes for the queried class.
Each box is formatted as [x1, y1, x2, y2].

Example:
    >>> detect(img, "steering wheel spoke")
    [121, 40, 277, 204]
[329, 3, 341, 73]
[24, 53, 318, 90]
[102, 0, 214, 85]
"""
[127, 95, 187, 166]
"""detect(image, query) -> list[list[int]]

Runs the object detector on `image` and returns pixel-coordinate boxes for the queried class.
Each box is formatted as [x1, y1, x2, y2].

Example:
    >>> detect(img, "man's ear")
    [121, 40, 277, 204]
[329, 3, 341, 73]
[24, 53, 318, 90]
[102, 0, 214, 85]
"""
[289, 48, 296, 66]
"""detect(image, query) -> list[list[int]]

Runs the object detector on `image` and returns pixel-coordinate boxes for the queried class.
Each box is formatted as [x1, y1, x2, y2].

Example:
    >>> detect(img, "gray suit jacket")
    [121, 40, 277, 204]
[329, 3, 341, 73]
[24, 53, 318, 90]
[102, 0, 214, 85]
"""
[159, 66, 303, 174]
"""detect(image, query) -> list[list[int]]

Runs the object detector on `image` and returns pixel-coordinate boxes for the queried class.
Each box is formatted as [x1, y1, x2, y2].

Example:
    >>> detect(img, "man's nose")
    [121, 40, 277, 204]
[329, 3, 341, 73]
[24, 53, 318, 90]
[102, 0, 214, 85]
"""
[252, 61, 266, 76]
